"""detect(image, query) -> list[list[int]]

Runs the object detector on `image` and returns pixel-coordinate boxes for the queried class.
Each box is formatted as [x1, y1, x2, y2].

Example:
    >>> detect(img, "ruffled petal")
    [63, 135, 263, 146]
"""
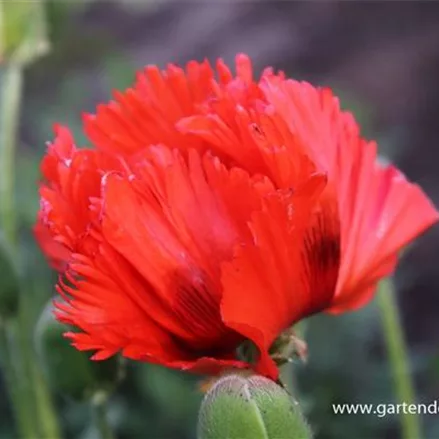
[83, 59, 218, 156]
[37, 125, 124, 256]
[100, 146, 274, 359]
[260, 77, 439, 312]
[178, 101, 317, 189]
[33, 222, 70, 271]
[330, 144, 439, 311]
[57, 247, 248, 373]
[220, 174, 332, 380]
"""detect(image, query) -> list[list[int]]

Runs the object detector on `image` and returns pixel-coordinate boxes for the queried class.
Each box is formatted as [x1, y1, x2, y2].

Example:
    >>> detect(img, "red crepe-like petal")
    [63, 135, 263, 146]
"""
[330, 151, 439, 312]
[84, 53, 283, 166]
[83, 59, 218, 156]
[39, 121, 278, 372]
[33, 222, 70, 271]
[56, 248, 247, 373]
[37, 125, 125, 257]
[177, 57, 308, 187]
[58, 144, 276, 369]
[260, 78, 338, 174]
[326, 110, 438, 311]
[177, 104, 317, 190]
[101, 146, 272, 347]
[261, 77, 439, 312]
[221, 174, 333, 380]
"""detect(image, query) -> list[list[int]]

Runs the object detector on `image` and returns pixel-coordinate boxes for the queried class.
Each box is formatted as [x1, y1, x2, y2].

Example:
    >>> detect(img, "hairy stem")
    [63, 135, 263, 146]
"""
[378, 278, 422, 439]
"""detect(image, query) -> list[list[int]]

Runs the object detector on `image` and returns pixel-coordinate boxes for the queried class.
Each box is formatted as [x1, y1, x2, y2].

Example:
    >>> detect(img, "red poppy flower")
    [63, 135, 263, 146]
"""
[36, 54, 438, 380]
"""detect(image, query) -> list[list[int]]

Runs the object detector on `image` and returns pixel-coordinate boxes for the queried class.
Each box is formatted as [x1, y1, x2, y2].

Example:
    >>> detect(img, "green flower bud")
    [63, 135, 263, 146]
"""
[35, 300, 123, 401]
[0, 231, 20, 318]
[1, 0, 49, 65]
[197, 374, 312, 439]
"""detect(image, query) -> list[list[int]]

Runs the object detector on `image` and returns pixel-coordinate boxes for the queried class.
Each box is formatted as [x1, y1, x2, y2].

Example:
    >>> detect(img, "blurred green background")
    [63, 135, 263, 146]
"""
[2, 1, 439, 438]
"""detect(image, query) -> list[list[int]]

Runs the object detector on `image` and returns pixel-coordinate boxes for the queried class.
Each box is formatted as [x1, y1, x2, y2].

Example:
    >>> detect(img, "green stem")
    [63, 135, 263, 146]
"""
[0, 321, 34, 438]
[0, 62, 36, 438]
[378, 278, 422, 439]
[0, 63, 21, 245]
[0, 62, 62, 438]
[19, 295, 63, 439]
[32, 359, 63, 439]
[92, 391, 116, 439]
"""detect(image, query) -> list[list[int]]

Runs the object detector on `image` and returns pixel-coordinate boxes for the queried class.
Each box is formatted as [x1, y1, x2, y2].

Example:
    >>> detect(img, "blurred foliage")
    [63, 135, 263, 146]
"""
[0, 1, 437, 438]
[0, 231, 20, 318]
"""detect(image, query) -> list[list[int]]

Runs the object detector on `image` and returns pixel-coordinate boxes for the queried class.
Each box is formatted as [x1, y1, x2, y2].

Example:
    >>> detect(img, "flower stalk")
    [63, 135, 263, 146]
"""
[0, 59, 36, 439]
[92, 391, 116, 439]
[0, 3, 61, 436]
[0, 63, 21, 244]
[0, 319, 33, 438]
[378, 278, 422, 439]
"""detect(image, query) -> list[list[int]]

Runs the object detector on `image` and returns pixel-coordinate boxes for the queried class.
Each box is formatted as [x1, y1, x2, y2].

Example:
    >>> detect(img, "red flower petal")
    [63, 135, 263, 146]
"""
[331, 158, 439, 312]
[55, 249, 163, 358]
[221, 174, 331, 380]
[37, 125, 125, 257]
[260, 76, 439, 312]
[33, 222, 70, 271]
[56, 247, 243, 369]
[59, 143, 280, 370]
[83, 59, 217, 156]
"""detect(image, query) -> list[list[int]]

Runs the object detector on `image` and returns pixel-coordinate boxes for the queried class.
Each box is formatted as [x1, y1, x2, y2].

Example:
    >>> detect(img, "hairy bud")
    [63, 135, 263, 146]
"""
[197, 374, 312, 439]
